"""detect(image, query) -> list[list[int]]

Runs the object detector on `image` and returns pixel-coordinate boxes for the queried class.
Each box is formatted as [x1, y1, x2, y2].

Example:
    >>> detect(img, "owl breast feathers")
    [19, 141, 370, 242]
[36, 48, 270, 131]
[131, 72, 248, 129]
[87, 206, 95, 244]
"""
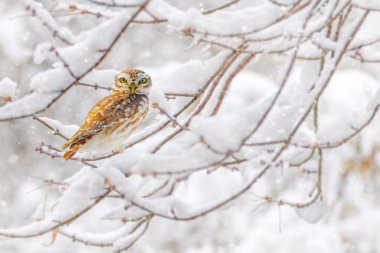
[61, 93, 149, 159]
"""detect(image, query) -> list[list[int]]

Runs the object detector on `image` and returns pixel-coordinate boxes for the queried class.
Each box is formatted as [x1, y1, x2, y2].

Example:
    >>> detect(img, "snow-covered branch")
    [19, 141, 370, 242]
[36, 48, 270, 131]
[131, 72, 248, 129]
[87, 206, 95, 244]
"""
[1, 0, 380, 252]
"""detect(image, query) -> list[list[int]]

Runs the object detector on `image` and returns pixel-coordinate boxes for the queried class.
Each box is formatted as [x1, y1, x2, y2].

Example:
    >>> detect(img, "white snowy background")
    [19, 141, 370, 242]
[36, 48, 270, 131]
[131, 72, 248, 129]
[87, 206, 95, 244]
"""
[1, 0, 380, 252]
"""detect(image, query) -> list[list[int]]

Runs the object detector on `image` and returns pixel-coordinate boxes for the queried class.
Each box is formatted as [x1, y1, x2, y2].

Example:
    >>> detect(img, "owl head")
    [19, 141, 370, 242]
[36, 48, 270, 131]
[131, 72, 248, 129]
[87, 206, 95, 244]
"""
[113, 69, 152, 95]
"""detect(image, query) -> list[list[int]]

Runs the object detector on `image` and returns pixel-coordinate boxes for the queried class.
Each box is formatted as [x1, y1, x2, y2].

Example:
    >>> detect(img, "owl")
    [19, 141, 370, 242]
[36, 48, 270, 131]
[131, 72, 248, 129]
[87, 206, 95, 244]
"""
[61, 69, 152, 159]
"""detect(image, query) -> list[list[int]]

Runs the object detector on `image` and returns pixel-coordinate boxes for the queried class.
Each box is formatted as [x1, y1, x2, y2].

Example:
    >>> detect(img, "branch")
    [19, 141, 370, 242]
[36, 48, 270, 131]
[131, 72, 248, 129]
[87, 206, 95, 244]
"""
[0, 0, 150, 122]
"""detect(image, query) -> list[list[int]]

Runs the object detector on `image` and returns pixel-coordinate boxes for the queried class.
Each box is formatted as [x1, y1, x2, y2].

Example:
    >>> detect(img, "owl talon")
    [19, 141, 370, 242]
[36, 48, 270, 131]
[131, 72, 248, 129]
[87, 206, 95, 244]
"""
[113, 146, 125, 153]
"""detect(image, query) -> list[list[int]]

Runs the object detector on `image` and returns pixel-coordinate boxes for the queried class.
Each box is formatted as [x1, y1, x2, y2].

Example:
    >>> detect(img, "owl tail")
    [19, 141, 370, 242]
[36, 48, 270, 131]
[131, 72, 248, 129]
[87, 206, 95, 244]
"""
[62, 144, 80, 160]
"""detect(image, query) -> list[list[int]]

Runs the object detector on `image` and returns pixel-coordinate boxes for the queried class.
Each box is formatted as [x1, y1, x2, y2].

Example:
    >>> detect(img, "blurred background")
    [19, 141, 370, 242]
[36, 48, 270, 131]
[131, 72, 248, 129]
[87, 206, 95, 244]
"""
[1, 0, 380, 252]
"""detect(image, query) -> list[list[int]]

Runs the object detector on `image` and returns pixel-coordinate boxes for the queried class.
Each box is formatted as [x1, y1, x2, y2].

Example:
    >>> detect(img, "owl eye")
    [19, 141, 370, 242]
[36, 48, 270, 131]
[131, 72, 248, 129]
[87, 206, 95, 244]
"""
[139, 78, 147, 84]
[119, 77, 127, 83]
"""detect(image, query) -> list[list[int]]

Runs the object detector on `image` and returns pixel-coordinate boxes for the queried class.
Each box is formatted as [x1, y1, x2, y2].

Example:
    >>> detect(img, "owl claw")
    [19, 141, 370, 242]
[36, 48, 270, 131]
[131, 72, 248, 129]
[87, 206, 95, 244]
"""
[113, 146, 125, 153]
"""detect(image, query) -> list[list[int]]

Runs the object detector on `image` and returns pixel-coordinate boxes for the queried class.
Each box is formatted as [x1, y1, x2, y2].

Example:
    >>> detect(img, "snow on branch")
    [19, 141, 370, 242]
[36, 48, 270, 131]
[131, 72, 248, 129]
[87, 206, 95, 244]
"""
[1, 0, 380, 251]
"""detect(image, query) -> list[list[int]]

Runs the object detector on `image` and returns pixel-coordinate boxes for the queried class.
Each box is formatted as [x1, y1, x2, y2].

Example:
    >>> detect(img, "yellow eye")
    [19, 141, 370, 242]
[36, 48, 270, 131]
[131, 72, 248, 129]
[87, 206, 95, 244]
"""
[139, 78, 147, 84]
[119, 77, 127, 83]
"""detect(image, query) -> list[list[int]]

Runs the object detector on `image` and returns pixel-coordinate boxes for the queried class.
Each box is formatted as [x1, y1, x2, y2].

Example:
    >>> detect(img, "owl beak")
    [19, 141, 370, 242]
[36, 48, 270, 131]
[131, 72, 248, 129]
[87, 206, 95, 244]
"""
[129, 84, 136, 93]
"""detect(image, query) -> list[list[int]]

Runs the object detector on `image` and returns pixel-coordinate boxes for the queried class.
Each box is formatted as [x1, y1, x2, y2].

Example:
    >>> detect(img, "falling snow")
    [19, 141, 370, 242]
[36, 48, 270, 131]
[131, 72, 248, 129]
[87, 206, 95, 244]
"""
[1, 0, 380, 253]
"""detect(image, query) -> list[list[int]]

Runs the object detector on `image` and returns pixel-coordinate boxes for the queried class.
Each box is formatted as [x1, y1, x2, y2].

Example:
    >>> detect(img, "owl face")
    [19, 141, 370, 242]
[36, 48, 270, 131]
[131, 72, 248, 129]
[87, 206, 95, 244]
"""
[113, 69, 152, 95]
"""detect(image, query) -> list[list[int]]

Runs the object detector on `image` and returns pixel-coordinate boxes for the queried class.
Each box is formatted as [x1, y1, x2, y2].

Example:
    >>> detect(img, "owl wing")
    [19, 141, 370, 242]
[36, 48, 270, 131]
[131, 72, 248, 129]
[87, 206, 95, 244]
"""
[61, 93, 138, 156]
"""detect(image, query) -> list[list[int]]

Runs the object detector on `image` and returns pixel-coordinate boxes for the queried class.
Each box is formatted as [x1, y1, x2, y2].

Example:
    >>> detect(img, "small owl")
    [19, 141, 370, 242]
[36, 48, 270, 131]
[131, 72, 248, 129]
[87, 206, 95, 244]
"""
[61, 69, 152, 159]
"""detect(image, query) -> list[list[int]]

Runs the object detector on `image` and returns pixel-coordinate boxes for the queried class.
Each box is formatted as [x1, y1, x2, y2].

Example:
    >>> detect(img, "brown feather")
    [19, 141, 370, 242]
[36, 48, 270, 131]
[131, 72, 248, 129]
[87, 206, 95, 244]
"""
[61, 92, 148, 159]
[63, 144, 80, 160]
